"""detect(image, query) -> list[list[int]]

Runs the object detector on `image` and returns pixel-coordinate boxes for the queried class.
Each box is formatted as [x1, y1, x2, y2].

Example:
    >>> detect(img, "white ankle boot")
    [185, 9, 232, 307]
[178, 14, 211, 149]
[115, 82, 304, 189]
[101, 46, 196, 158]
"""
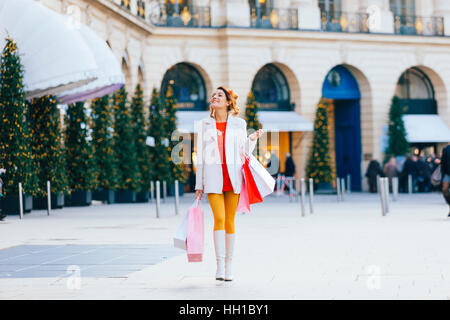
[213, 230, 225, 281]
[225, 233, 235, 281]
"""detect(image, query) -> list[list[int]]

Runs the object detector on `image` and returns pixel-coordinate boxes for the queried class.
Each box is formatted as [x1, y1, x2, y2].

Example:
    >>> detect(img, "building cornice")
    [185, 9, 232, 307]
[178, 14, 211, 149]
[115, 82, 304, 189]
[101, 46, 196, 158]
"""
[86, 0, 153, 35]
[151, 26, 450, 46]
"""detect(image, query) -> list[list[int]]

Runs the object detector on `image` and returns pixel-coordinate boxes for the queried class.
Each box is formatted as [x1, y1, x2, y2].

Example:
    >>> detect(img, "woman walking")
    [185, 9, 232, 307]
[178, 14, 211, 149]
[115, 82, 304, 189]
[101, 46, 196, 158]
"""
[194, 86, 264, 281]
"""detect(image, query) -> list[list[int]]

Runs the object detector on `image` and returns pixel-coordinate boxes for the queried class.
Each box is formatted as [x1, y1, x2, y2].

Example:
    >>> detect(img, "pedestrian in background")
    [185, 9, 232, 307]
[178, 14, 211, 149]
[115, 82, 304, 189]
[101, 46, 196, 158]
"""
[430, 155, 441, 192]
[440, 144, 450, 217]
[383, 156, 399, 193]
[417, 156, 432, 192]
[284, 152, 296, 179]
[401, 155, 419, 193]
[365, 160, 383, 193]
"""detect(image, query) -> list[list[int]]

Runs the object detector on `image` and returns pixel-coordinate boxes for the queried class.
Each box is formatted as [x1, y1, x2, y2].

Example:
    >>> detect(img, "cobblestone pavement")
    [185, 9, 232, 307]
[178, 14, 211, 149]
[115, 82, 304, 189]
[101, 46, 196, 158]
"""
[0, 191, 449, 299]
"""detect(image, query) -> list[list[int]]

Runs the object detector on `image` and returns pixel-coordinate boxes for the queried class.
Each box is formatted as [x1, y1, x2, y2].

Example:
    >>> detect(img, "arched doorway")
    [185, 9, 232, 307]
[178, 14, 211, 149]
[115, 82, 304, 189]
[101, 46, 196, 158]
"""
[161, 62, 208, 193]
[251, 63, 294, 176]
[160, 62, 207, 110]
[395, 67, 443, 156]
[322, 65, 362, 191]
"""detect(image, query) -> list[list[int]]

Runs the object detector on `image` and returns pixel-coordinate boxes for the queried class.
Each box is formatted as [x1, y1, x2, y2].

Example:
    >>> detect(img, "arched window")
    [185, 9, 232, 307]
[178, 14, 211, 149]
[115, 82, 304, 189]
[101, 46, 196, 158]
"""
[138, 66, 144, 86]
[395, 67, 436, 114]
[121, 58, 131, 88]
[396, 68, 434, 100]
[251, 64, 290, 110]
[161, 63, 206, 110]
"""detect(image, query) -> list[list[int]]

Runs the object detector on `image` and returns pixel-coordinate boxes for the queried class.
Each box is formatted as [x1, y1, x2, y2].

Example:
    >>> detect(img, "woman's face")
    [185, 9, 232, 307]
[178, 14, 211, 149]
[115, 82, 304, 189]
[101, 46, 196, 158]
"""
[209, 89, 229, 111]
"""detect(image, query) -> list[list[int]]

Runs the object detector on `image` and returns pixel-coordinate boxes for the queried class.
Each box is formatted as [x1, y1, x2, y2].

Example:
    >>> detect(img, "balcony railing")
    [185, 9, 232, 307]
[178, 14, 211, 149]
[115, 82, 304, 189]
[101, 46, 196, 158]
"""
[394, 15, 444, 36]
[321, 11, 369, 33]
[250, 8, 298, 30]
[149, 4, 211, 28]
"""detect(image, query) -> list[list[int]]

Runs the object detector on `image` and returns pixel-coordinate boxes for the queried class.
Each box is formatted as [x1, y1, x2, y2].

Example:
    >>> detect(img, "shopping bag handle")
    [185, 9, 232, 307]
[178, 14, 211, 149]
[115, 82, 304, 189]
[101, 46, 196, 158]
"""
[192, 196, 202, 209]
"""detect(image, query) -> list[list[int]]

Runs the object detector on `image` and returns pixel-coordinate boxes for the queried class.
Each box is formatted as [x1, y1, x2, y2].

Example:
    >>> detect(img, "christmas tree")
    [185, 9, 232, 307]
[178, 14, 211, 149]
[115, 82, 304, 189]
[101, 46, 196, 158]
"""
[91, 95, 118, 191]
[149, 88, 170, 183]
[64, 102, 97, 192]
[385, 96, 409, 159]
[164, 85, 187, 184]
[112, 87, 140, 191]
[29, 95, 69, 196]
[305, 99, 334, 186]
[244, 91, 262, 158]
[130, 84, 152, 192]
[0, 37, 38, 197]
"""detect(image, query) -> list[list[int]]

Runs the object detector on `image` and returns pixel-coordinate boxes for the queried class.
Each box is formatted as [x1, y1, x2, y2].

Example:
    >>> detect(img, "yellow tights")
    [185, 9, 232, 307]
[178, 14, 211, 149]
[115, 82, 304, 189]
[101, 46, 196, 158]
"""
[207, 191, 240, 234]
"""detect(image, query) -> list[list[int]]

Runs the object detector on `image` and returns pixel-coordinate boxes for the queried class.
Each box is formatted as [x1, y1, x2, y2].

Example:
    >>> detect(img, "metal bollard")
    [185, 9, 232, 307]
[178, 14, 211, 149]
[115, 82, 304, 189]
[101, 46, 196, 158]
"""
[336, 177, 341, 202]
[47, 181, 51, 216]
[156, 181, 160, 218]
[393, 177, 398, 201]
[18, 183, 23, 220]
[383, 178, 390, 214]
[376, 174, 380, 194]
[408, 174, 412, 194]
[174, 180, 179, 216]
[309, 178, 314, 214]
[340, 178, 345, 201]
[347, 174, 351, 194]
[163, 180, 167, 203]
[379, 178, 386, 216]
[150, 181, 154, 203]
[300, 178, 306, 217]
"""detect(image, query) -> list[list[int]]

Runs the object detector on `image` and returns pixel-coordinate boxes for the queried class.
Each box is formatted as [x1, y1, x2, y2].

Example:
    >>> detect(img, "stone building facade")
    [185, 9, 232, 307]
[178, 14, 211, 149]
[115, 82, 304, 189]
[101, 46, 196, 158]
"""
[38, 0, 450, 191]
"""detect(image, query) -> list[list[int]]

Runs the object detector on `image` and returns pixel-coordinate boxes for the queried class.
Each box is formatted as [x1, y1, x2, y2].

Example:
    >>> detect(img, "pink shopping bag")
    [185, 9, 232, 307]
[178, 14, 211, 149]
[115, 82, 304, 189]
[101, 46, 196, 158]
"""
[186, 197, 204, 262]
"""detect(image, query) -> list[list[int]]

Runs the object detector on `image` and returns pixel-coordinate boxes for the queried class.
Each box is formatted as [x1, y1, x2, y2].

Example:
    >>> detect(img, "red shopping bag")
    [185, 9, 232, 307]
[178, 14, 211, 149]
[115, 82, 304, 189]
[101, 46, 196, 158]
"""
[237, 165, 250, 213]
[186, 197, 204, 262]
[243, 156, 263, 205]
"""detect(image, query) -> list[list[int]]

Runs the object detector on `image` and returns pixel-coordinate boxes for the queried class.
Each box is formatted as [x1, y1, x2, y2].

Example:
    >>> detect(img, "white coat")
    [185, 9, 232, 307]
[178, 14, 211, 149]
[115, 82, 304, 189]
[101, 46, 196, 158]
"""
[195, 113, 257, 194]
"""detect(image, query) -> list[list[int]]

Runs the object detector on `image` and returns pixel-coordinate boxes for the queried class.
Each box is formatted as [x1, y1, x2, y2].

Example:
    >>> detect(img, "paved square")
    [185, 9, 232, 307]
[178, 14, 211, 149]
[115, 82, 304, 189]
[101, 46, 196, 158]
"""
[0, 191, 449, 299]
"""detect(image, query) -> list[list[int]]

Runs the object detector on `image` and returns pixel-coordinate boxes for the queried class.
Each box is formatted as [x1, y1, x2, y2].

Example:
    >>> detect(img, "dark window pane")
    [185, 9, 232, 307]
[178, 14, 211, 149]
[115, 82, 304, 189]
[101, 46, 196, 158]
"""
[161, 63, 206, 110]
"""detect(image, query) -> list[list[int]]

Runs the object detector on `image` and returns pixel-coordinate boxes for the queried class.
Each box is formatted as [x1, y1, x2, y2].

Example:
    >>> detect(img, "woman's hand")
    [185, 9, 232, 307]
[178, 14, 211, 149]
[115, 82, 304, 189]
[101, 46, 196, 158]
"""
[250, 129, 264, 141]
[195, 189, 203, 200]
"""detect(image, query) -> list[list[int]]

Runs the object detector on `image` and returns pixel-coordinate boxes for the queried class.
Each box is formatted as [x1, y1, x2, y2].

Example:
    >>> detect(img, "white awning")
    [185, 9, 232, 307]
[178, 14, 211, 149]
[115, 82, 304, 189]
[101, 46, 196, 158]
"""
[258, 111, 313, 132]
[0, 0, 98, 99]
[58, 24, 125, 104]
[403, 114, 450, 143]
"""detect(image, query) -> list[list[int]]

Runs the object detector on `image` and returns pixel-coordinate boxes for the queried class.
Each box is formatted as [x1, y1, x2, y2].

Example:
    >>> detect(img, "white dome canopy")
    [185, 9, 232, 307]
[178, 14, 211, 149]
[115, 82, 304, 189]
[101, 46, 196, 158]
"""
[0, 0, 98, 99]
[58, 23, 125, 104]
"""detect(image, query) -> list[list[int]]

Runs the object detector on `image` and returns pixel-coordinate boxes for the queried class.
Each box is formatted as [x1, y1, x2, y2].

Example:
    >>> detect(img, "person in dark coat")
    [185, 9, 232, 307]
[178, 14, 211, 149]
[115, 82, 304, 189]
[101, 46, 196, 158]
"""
[441, 145, 450, 217]
[383, 156, 399, 193]
[365, 160, 383, 193]
[417, 156, 432, 192]
[401, 155, 419, 193]
[284, 152, 296, 178]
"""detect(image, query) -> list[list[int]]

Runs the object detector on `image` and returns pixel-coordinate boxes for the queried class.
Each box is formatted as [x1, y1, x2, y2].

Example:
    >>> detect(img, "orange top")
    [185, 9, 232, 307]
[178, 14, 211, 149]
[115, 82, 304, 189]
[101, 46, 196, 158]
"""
[216, 121, 233, 192]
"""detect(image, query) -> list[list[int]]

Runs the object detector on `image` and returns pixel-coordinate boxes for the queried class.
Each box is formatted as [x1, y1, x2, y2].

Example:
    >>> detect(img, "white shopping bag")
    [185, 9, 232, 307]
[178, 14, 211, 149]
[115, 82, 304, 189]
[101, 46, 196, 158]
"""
[248, 155, 275, 198]
[173, 197, 200, 250]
